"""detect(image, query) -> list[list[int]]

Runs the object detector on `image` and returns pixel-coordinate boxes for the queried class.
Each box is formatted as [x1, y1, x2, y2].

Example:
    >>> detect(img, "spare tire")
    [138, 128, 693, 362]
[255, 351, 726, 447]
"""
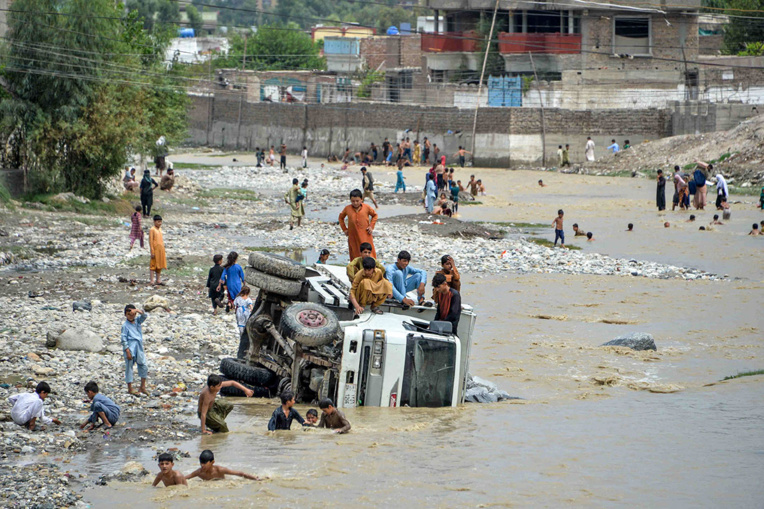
[248, 252, 306, 280]
[219, 376, 271, 398]
[280, 302, 339, 347]
[245, 266, 303, 297]
[220, 357, 277, 386]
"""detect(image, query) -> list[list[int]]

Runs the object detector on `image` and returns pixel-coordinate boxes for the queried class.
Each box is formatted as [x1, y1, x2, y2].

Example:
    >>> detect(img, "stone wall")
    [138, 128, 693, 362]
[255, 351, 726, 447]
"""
[186, 93, 671, 165]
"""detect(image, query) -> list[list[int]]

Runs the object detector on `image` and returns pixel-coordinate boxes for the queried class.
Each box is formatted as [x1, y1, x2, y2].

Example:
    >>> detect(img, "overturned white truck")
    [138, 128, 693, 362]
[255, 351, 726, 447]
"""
[220, 252, 477, 408]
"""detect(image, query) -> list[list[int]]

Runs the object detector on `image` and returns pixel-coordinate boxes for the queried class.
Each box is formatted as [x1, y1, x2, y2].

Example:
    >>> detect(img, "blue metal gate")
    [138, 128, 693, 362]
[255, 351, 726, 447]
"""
[487, 76, 522, 107]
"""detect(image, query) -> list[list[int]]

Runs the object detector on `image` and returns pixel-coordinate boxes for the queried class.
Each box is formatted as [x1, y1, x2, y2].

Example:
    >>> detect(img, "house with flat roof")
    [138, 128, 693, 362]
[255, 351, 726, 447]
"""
[421, 0, 701, 81]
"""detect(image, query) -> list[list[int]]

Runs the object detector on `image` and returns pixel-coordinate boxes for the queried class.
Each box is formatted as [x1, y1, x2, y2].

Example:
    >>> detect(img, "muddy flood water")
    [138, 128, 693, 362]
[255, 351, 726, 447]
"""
[79, 162, 762, 507]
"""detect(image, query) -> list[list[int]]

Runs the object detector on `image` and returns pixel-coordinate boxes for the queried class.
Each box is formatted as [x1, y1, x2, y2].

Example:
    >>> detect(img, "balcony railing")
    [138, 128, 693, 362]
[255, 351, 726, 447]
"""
[421, 31, 479, 53]
[498, 33, 581, 54]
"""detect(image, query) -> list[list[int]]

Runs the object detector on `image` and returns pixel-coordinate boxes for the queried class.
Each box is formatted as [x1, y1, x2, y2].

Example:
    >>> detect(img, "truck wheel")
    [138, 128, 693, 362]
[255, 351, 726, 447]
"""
[248, 252, 306, 280]
[219, 376, 271, 398]
[280, 302, 339, 347]
[244, 267, 303, 297]
[220, 357, 277, 386]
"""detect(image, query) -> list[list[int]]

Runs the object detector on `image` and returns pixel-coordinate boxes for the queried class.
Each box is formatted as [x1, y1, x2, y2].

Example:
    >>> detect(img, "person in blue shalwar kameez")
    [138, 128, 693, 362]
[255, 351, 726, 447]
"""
[121, 305, 149, 396]
[217, 251, 245, 313]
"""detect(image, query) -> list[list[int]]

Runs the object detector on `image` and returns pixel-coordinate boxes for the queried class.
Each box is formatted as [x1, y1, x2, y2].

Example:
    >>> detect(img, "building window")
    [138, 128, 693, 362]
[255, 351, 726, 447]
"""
[613, 17, 651, 56]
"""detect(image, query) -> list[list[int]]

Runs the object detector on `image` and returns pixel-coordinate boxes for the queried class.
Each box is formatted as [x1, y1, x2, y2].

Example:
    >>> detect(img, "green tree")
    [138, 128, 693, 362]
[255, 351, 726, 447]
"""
[722, 0, 764, 54]
[0, 0, 187, 198]
[186, 5, 204, 33]
[125, 0, 158, 31]
[215, 25, 325, 70]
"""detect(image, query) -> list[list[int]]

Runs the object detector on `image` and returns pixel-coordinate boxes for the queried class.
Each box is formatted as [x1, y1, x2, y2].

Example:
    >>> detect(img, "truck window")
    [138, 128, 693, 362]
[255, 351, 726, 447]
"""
[400, 337, 456, 407]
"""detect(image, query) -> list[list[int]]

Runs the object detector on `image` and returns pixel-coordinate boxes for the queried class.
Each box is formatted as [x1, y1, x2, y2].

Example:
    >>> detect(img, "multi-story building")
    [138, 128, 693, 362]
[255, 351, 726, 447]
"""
[421, 0, 701, 81]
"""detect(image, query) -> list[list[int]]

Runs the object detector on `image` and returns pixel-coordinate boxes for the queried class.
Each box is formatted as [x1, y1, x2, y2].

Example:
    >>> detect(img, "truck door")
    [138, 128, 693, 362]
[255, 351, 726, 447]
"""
[358, 330, 385, 406]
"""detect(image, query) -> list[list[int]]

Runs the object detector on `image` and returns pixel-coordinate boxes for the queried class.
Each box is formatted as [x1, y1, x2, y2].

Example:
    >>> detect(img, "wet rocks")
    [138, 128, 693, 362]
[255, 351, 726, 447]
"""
[54, 329, 105, 353]
[601, 332, 657, 351]
[0, 464, 82, 508]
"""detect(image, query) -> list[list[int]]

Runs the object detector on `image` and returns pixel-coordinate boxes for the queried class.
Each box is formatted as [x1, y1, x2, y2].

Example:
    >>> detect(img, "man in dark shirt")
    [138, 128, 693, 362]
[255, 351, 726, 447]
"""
[432, 273, 461, 335]
[317, 398, 351, 434]
[267, 391, 308, 431]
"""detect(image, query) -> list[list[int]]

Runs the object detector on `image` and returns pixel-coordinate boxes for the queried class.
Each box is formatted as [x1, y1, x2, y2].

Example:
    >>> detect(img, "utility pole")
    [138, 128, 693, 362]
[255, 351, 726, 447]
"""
[242, 33, 248, 70]
[529, 52, 546, 167]
[470, 0, 500, 163]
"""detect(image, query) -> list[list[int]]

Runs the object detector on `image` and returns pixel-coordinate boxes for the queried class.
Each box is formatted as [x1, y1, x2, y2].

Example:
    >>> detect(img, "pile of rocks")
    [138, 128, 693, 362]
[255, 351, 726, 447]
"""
[0, 463, 83, 508]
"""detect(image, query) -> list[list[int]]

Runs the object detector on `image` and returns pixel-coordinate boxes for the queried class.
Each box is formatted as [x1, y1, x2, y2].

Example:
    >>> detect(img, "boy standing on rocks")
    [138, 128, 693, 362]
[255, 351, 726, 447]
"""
[149, 215, 167, 286]
[121, 305, 149, 396]
[552, 210, 565, 248]
[198, 374, 253, 434]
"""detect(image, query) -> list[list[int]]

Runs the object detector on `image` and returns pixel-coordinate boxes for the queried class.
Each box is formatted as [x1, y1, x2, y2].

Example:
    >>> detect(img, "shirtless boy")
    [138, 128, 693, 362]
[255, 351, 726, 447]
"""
[552, 209, 565, 248]
[186, 450, 260, 481]
[152, 453, 187, 487]
[198, 374, 253, 434]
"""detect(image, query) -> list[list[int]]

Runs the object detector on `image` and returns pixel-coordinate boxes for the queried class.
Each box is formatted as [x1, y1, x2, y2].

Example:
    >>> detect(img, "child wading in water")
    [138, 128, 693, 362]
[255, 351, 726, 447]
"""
[149, 215, 167, 286]
[153, 453, 187, 487]
[129, 205, 144, 250]
[186, 450, 261, 481]
[552, 209, 565, 248]
[121, 305, 149, 396]
[198, 374, 253, 434]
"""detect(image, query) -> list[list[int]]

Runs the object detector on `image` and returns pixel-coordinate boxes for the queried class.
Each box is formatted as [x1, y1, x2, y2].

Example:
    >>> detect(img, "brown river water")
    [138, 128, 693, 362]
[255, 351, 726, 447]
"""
[83, 164, 763, 507]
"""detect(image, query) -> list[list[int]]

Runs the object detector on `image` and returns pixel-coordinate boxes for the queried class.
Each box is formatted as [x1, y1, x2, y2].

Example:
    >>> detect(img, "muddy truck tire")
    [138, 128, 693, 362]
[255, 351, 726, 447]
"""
[247, 252, 306, 280]
[280, 302, 339, 347]
[244, 266, 303, 297]
[220, 357, 277, 387]
[219, 376, 271, 398]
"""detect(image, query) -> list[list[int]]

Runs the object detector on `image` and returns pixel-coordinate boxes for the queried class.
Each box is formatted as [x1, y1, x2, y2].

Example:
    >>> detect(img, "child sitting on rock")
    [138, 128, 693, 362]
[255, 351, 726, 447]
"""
[80, 381, 120, 430]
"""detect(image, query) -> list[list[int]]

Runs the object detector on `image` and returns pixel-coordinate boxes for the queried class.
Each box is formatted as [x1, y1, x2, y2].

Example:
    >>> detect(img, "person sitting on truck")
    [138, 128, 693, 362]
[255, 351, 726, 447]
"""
[350, 257, 393, 315]
[267, 391, 309, 431]
[346, 242, 385, 280]
[317, 398, 351, 434]
[432, 273, 461, 335]
[385, 251, 427, 308]
[433, 255, 460, 298]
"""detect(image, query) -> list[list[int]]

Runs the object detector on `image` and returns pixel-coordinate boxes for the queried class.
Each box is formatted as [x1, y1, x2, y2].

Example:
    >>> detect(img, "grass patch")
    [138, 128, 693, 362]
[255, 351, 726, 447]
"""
[682, 163, 696, 170]
[527, 237, 582, 250]
[722, 369, 764, 381]
[0, 179, 11, 205]
[728, 185, 762, 196]
[486, 221, 547, 228]
[22, 193, 134, 216]
[198, 188, 260, 202]
[164, 195, 208, 207]
[172, 162, 219, 170]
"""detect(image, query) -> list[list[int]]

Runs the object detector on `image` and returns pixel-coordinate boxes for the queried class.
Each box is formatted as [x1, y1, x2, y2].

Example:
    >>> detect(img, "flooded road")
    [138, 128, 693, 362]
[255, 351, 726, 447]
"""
[78, 158, 762, 507]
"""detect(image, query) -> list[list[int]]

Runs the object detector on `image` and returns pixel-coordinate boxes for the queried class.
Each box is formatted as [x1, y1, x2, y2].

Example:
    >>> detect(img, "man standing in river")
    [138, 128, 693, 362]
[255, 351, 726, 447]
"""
[339, 189, 378, 260]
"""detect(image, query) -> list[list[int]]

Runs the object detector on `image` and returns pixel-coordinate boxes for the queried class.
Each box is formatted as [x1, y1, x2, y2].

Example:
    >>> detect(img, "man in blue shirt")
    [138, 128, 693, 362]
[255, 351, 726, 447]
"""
[385, 250, 427, 307]
[607, 139, 620, 153]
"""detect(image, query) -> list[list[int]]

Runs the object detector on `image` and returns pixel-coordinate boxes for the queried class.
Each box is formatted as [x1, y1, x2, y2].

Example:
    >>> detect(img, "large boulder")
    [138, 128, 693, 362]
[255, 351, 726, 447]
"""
[72, 300, 92, 312]
[601, 332, 657, 351]
[143, 295, 169, 312]
[56, 329, 104, 353]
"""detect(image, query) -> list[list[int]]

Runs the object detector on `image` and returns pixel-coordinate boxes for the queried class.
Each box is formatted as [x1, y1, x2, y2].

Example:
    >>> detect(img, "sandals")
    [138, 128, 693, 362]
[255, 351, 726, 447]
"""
[370, 307, 383, 315]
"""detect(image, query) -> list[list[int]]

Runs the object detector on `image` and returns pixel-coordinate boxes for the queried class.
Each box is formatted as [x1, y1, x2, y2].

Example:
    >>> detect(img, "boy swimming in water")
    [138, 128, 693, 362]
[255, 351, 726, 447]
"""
[152, 453, 187, 487]
[186, 450, 261, 481]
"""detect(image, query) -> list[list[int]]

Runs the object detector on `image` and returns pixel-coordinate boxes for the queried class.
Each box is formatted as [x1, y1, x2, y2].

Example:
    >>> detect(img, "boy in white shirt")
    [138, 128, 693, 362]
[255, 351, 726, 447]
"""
[8, 382, 61, 431]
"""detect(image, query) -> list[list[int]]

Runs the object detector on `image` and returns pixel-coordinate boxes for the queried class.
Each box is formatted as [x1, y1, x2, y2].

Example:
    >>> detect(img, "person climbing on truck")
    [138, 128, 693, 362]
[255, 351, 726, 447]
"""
[349, 257, 393, 315]
[385, 251, 427, 308]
